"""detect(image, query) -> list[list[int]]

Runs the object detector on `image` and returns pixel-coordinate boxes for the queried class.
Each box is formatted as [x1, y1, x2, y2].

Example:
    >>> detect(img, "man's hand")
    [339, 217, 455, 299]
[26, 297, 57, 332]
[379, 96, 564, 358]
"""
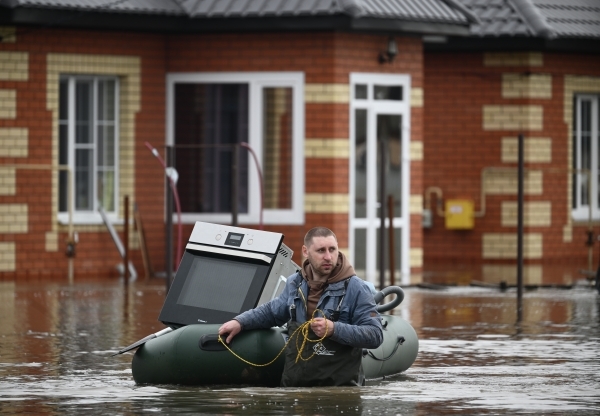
[218, 320, 242, 344]
[311, 317, 334, 338]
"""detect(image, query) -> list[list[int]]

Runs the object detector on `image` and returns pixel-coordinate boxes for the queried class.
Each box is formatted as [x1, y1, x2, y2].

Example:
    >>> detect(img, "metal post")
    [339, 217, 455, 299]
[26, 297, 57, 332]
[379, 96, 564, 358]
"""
[231, 144, 238, 226]
[379, 140, 386, 290]
[124, 195, 129, 283]
[517, 134, 524, 321]
[165, 145, 174, 293]
[388, 194, 395, 287]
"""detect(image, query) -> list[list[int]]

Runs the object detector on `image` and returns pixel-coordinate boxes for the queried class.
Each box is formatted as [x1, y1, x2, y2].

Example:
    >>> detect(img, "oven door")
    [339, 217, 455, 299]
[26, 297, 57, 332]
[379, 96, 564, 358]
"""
[159, 245, 276, 326]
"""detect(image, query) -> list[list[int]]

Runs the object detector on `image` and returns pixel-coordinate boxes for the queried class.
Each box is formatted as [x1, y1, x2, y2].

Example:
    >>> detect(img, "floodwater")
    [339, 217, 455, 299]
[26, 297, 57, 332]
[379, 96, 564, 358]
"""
[0, 279, 599, 415]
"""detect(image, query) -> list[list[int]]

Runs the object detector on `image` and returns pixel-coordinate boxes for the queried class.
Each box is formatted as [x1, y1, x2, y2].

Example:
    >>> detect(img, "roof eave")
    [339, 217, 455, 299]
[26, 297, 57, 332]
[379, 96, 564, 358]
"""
[424, 35, 600, 54]
[0, 6, 470, 36]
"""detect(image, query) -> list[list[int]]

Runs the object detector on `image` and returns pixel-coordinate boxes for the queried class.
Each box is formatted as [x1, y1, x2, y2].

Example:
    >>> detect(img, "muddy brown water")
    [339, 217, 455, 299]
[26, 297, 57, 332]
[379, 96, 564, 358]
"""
[0, 280, 599, 415]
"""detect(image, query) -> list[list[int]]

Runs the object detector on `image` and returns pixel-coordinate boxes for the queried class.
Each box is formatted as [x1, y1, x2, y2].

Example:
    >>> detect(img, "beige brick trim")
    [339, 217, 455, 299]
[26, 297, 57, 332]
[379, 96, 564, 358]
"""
[0, 52, 28, 81]
[484, 169, 543, 195]
[47, 54, 141, 231]
[45, 232, 59, 252]
[305, 84, 349, 103]
[501, 137, 551, 163]
[0, 90, 16, 119]
[410, 87, 423, 107]
[410, 247, 423, 268]
[483, 105, 543, 131]
[410, 140, 423, 161]
[0, 204, 28, 233]
[0, 167, 16, 195]
[304, 193, 349, 213]
[483, 233, 542, 259]
[0, 128, 28, 157]
[0, 242, 16, 272]
[563, 225, 572, 243]
[484, 52, 543, 67]
[0, 26, 16, 43]
[305, 138, 349, 158]
[502, 73, 552, 99]
[482, 264, 542, 285]
[410, 194, 423, 214]
[501, 201, 551, 227]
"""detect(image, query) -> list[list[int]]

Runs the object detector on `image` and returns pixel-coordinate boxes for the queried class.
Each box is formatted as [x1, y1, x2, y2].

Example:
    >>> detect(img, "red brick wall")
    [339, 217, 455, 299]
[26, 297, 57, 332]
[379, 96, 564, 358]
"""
[1, 28, 423, 280]
[423, 51, 600, 281]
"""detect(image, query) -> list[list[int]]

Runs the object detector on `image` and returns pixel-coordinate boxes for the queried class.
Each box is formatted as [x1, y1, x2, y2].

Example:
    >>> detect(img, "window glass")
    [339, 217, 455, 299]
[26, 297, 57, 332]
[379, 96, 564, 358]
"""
[59, 76, 118, 216]
[354, 109, 367, 218]
[374, 85, 402, 101]
[169, 73, 303, 224]
[263, 87, 293, 210]
[174, 83, 249, 214]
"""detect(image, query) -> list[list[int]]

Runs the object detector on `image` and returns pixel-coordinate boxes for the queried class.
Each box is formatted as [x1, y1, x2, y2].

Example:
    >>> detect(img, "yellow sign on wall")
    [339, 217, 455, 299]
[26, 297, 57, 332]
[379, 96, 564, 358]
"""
[445, 199, 474, 230]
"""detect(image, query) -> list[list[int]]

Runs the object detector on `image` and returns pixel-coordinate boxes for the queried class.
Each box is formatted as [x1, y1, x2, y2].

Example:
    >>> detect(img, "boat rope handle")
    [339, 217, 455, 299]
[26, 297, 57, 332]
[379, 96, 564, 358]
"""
[217, 308, 330, 367]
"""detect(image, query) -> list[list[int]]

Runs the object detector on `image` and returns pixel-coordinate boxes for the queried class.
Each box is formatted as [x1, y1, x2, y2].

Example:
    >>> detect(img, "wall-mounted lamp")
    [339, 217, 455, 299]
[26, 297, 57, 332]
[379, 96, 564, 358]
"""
[378, 37, 398, 64]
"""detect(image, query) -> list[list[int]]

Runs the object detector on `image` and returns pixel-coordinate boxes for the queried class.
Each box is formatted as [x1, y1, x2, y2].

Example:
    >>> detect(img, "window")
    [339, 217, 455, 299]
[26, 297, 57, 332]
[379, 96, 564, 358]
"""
[167, 73, 304, 225]
[59, 76, 119, 223]
[573, 95, 600, 220]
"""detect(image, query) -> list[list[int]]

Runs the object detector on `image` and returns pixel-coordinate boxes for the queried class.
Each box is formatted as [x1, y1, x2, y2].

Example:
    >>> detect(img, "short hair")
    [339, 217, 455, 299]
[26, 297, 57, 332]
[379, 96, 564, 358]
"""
[304, 227, 337, 247]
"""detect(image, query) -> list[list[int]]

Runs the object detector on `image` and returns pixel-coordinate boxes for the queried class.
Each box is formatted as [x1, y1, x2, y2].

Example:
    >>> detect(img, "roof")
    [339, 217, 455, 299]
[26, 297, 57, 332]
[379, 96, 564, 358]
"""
[458, 0, 600, 39]
[0, 0, 471, 22]
[0, 0, 474, 35]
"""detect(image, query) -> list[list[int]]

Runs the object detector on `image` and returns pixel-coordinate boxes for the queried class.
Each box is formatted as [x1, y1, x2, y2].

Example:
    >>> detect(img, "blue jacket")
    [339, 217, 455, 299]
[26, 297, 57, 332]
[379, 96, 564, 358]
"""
[235, 273, 383, 349]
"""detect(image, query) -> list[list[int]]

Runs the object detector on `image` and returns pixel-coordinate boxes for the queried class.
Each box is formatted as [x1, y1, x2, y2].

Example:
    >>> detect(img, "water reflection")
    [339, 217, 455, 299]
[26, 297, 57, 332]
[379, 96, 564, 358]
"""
[0, 280, 598, 415]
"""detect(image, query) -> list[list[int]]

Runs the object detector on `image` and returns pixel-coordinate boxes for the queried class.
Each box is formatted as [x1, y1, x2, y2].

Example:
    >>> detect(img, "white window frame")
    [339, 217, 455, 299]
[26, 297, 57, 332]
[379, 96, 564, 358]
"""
[166, 72, 305, 225]
[58, 75, 120, 225]
[573, 94, 600, 221]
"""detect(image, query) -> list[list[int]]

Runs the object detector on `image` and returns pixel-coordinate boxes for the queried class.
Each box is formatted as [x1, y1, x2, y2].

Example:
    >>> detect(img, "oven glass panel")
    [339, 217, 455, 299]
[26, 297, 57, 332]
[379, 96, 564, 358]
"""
[176, 256, 257, 314]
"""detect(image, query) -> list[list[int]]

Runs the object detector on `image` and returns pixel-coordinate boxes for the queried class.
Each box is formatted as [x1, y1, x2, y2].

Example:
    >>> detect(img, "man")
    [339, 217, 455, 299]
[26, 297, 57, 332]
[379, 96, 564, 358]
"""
[218, 227, 383, 387]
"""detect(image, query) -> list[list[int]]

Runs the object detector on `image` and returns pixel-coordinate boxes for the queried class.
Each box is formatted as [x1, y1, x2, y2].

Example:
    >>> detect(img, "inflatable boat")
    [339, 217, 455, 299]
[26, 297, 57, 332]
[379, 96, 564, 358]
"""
[120, 222, 418, 386]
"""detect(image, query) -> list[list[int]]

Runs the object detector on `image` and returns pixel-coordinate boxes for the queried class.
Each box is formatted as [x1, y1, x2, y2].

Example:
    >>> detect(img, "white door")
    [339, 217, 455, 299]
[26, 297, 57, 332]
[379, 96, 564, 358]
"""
[349, 73, 411, 287]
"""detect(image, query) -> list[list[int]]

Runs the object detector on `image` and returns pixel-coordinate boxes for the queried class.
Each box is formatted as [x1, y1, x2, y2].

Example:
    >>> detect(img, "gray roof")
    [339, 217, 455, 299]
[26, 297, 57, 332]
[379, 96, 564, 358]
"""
[458, 0, 600, 39]
[0, 0, 472, 24]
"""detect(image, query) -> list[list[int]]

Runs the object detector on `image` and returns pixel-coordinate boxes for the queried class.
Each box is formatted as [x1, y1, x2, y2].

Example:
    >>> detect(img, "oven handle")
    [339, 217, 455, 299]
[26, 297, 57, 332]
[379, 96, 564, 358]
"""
[185, 243, 272, 264]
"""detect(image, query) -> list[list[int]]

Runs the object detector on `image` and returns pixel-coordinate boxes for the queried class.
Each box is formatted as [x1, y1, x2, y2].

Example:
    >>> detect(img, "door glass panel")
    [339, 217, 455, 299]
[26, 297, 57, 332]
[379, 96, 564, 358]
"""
[374, 85, 402, 101]
[353, 228, 367, 279]
[354, 109, 367, 218]
[377, 114, 402, 218]
[355, 84, 367, 99]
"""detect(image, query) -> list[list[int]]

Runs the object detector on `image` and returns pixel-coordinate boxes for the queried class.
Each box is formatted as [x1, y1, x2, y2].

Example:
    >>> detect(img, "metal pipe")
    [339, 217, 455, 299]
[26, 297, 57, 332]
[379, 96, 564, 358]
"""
[517, 134, 524, 321]
[124, 195, 129, 283]
[379, 140, 385, 290]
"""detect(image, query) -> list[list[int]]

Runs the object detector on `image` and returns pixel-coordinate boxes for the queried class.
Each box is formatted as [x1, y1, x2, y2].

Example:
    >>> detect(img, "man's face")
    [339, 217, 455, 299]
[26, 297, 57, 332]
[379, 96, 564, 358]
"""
[302, 235, 339, 279]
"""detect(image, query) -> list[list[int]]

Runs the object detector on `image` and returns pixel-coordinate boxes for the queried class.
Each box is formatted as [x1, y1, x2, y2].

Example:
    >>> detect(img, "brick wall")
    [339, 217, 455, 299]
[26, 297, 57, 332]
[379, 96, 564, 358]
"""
[423, 51, 600, 285]
[0, 27, 424, 280]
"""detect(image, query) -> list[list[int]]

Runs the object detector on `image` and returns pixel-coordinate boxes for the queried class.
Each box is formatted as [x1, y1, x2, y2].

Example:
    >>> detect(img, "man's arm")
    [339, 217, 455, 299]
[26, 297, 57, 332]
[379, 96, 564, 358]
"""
[328, 278, 383, 349]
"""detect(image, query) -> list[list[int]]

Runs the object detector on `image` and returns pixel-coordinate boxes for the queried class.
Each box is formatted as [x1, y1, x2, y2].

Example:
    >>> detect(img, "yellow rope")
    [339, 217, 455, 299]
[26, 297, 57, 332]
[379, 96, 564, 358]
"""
[217, 309, 329, 367]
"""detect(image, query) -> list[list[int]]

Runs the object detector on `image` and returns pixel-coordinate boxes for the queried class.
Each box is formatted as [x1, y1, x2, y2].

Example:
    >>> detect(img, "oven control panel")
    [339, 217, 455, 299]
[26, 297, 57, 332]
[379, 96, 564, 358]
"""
[188, 222, 283, 255]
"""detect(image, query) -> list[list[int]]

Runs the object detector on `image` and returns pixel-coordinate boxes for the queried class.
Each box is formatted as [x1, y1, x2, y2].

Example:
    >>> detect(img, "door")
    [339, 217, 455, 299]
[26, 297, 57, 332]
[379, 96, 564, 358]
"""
[350, 74, 411, 287]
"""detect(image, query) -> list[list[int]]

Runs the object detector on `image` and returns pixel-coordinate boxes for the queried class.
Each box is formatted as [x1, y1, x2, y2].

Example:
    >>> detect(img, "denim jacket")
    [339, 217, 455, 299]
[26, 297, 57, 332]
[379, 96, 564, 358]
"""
[235, 272, 383, 349]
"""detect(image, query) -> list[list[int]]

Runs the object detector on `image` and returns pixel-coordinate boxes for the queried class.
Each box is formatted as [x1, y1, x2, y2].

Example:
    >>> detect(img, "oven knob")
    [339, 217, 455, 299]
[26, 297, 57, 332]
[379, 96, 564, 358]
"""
[215, 234, 222, 241]
[247, 239, 253, 245]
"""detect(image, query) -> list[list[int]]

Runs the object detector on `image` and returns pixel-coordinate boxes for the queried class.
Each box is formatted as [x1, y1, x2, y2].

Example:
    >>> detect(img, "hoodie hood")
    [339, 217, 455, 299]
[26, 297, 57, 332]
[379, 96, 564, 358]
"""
[301, 251, 355, 318]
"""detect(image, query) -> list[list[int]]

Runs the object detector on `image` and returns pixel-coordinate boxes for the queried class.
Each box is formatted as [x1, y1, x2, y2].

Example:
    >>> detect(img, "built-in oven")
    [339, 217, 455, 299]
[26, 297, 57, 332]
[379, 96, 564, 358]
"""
[158, 222, 299, 327]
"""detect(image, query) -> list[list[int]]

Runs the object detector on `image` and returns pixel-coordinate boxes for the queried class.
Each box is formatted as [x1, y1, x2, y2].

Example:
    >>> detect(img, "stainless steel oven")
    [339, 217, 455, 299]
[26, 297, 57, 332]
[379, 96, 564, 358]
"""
[159, 222, 299, 327]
